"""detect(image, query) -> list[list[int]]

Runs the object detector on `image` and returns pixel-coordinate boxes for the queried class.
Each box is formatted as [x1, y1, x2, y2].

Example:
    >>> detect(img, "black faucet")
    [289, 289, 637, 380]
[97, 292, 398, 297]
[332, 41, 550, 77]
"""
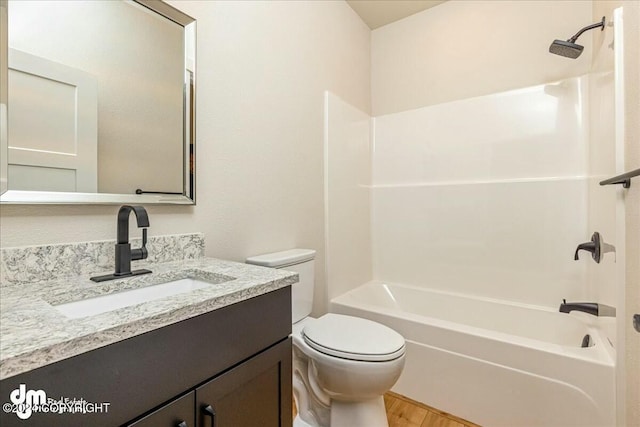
[90, 205, 152, 282]
[559, 299, 616, 317]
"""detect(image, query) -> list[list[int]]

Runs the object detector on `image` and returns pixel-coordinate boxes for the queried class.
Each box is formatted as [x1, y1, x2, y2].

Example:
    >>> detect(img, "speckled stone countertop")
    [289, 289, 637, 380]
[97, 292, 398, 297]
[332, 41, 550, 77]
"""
[0, 257, 297, 380]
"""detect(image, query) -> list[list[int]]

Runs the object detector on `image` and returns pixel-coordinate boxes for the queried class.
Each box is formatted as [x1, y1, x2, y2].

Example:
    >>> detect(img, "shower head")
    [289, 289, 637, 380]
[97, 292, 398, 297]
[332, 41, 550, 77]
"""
[549, 40, 584, 59]
[549, 16, 605, 59]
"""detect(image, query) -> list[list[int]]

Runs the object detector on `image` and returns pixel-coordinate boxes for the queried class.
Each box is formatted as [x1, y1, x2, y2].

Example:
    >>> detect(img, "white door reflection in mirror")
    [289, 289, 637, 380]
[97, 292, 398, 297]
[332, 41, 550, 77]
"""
[8, 49, 97, 192]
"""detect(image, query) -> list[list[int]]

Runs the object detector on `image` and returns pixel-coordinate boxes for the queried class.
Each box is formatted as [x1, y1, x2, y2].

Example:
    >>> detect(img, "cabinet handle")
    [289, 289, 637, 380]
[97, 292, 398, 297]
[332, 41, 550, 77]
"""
[177, 422, 187, 427]
[202, 404, 216, 427]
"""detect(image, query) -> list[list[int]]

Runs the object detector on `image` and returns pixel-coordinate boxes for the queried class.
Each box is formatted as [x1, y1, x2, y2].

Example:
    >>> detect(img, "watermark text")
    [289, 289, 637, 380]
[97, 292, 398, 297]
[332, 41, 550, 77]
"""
[3, 384, 110, 420]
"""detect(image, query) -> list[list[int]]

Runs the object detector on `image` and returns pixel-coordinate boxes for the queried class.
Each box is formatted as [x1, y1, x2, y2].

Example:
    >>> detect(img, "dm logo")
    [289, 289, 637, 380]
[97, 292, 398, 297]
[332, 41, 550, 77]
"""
[10, 384, 46, 420]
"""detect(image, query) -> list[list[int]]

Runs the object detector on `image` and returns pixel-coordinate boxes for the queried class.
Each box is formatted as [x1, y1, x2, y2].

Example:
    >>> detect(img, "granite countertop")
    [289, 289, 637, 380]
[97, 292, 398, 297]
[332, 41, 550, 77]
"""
[0, 257, 297, 380]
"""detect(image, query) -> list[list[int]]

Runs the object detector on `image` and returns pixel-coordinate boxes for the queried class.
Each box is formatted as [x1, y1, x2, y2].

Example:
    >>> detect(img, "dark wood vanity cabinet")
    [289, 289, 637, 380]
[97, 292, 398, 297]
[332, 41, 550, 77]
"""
[128, 338, 291, 427]
[195, 339, 291, 427]
[0, 287, 292, 427]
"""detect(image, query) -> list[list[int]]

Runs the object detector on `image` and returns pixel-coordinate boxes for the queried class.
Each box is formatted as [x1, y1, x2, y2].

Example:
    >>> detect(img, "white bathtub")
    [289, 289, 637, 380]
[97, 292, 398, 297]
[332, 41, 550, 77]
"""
[330, 281, 615, 427]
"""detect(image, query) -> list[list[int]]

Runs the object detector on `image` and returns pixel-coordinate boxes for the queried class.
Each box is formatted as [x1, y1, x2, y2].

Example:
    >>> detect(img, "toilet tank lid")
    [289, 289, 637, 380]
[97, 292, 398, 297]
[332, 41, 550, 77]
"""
[246, 249, 316, 267]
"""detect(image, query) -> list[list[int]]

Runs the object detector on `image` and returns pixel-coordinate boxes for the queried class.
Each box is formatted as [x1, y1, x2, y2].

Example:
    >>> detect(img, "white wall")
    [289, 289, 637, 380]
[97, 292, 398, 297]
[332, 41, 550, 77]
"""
[0, 0, 371, 316]
[371, 0, 593, 115]
[324, 92, 372, 301]
[590, 2, 640, 426]
[622, 2, 640, 423]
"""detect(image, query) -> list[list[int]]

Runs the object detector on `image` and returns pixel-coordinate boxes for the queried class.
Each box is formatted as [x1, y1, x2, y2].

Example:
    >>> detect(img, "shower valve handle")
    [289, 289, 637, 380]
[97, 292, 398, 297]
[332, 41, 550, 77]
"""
[574, 232, 601, 263]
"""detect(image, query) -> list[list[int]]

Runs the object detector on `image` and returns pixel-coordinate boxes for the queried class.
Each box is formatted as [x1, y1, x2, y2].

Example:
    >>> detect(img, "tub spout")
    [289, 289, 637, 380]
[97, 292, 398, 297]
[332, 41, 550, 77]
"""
[559, 299, 616, 317]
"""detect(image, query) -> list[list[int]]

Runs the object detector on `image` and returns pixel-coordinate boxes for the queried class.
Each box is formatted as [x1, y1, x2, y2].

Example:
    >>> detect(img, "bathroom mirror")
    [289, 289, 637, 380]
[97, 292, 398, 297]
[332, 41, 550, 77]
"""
[0, 0, 196, 204]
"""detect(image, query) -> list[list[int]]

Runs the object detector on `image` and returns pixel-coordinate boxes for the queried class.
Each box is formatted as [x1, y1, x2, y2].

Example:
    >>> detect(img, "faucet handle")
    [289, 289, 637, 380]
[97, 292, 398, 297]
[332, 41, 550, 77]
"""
[574, 232, 601, 263]
[130, 228, 149, 261]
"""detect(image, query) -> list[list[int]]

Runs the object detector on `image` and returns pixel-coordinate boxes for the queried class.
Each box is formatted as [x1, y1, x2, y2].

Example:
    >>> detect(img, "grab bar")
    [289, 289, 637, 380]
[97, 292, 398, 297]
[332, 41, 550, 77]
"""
[599, 167, 640, 189]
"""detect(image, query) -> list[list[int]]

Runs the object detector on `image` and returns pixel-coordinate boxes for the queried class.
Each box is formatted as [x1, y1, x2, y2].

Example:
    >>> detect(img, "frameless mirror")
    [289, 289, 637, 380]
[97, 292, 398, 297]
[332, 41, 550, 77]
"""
[0, 0, 196, 204]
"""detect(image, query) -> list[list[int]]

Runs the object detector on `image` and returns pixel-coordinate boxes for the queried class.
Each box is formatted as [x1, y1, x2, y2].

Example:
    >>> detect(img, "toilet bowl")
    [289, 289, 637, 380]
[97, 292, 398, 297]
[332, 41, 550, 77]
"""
[293, 314, 405, 427]
[246, 249, 406, 427]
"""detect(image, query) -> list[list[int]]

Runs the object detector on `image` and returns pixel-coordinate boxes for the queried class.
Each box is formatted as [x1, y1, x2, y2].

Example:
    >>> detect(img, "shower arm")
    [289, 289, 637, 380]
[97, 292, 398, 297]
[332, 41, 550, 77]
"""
[568, 17, 605, 43]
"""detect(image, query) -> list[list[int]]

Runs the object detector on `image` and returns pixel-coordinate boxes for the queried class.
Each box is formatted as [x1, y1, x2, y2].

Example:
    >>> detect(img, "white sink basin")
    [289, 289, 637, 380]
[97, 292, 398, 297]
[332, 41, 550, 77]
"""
[55, 278, 219, 319]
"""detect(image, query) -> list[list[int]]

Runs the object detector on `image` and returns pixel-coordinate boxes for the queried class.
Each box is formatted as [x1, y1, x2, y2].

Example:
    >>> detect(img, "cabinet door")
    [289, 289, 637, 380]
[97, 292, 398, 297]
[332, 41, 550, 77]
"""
[196, 338, 292, 427]
[128, 391, 195, 427]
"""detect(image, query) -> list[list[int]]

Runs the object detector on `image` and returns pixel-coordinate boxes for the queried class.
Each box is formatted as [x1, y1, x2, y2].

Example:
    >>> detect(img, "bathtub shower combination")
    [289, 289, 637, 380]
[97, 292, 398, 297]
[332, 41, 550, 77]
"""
[324, 11, 623, 425]
[331, 282, 615, 427]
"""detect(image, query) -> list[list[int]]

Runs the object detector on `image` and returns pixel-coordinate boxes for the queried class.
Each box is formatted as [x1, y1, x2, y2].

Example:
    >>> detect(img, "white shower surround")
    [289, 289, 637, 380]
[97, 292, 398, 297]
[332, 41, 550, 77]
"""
[371, 76, 591, 307]
[324, 73, 617, 426]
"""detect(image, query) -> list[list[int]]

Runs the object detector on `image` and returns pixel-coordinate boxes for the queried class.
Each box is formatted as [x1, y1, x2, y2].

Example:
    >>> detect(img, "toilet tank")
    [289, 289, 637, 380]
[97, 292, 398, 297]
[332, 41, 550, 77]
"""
[246, 249, 315, 323]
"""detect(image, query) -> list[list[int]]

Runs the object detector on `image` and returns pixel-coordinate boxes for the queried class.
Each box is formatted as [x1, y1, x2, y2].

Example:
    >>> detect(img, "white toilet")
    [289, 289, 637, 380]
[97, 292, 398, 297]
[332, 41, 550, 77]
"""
[246, 249, 406, 427]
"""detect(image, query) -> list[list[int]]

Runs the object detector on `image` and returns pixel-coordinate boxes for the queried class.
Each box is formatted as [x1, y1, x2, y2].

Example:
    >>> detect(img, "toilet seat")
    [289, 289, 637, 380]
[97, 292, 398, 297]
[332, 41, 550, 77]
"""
[302, 313, 405, 362]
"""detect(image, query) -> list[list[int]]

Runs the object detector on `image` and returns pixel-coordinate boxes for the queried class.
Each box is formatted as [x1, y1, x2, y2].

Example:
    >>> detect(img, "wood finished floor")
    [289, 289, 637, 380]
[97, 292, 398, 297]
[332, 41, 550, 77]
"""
[292, 391, 480, 427]
[384, 392, 480, 427]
